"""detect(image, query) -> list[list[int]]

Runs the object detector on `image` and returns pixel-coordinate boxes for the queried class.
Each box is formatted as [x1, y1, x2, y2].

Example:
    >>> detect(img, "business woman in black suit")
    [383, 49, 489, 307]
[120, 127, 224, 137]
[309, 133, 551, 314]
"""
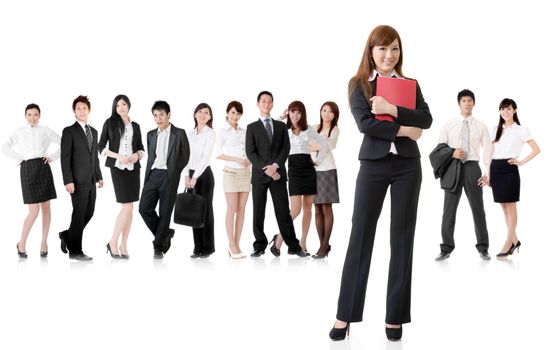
[245, 91, 309, 258]
[59, 95, 104, 261]
[329, 25, 432, 341]
[139, 101, 189, 259]
[98, 95, 145, 259]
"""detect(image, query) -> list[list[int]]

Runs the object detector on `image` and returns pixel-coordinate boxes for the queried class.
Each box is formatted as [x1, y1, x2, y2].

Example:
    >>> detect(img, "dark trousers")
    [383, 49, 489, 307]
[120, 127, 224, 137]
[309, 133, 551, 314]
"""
[252, 180, 301, 252]
[337, 156, 421, 324]
[139, 169, 178, 251]
[190, 168, 215, 255]
[65, 183, 96, 254]
[440, 161, 489, 253]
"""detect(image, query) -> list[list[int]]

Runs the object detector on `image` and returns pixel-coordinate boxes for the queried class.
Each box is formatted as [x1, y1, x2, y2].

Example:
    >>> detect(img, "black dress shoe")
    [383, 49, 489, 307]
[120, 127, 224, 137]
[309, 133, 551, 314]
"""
[163, 229, 175, 254]
[69, 253, 93, 261]
[479, 250, 491, 260]
[16, 243, 28, 259]
[385, 326, 402, 341]
[199, 252, 212, 258]
[250, 250, 265, 257]
[59, 231, 68, 254]
[329, 323, 350, 341]
[435, 251, 450, 261]
[269, 234, 280, 257]
[190, 252, 201, 258]
[288, 250, 310, 257]
[153, 249, 164, 259]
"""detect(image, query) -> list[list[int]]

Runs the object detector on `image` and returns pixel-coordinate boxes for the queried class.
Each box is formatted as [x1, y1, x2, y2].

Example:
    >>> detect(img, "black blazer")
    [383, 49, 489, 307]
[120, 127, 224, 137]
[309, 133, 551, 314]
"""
[144, 124, 189, 185]
[245, 118, 289, 184]
[429, 143, 462, 193]
[61, 121, 103, 185]
[98, 118, 145, 170]
[350, 78, 433, 160]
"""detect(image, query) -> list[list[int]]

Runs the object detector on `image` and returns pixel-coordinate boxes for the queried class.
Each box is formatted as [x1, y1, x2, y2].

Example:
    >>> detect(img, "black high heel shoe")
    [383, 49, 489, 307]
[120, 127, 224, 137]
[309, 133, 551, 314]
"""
[106, 243, 121, 259]
[16, 243, 28, 259]
[511, 240, 521, 254]
[496, 242, 516, 258]
[40, 251, 48, 258]
[312, 245, 332, 259]
[385, 325, 402, 341]
[269, 234, 280, 257]
[329, 322, 350, 341]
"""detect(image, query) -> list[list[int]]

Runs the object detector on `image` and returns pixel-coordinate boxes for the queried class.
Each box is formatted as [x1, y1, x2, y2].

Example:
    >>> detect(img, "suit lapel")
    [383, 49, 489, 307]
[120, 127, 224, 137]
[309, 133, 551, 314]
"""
[167, 125, 177, 164]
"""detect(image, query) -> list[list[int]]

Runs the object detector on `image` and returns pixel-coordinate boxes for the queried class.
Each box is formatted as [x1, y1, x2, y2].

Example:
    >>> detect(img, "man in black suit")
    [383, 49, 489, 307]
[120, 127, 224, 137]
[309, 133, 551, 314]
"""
[245, 91, 309, 258]
[139, 101, 189, 259]
[59, 95, 103, 261]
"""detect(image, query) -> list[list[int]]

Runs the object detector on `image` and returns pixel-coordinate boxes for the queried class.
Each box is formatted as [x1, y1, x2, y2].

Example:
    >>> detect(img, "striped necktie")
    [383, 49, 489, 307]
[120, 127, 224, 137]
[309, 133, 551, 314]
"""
[85, 124, 93, 151]
[264, 119, 273, 142]
[460, 120, 469, 163]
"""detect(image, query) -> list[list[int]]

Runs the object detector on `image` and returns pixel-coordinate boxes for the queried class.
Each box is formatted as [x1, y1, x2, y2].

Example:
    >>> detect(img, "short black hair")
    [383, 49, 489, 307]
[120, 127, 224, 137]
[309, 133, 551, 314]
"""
[25, 103, 41, 114]
[457, 89, 475, 103]
[152, 100, 171, 114]
[73, 95, 91, 111]
[257, 91, 273, 102]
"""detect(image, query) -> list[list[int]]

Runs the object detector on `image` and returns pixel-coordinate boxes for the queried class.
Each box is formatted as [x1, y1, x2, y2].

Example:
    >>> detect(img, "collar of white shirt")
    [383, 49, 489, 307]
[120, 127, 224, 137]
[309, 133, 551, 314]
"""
[502, 122, 518, 129]
[158, 123, 171, 134]
[77, 120, 88, 132]
[460, 114, 475, 124]
[195, 125, 211, 135]
[224, 123, 243, 132]
[259, 116, 272, 124]
[369, 69, 401, 81]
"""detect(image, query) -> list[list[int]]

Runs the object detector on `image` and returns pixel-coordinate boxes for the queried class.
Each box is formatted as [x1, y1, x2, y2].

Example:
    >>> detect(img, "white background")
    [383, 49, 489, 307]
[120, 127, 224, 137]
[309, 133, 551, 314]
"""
[1, 1, 556, 349]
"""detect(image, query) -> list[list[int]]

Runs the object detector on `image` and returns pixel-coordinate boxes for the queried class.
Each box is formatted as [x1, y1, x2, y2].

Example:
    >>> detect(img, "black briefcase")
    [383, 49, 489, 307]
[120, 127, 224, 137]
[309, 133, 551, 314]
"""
[174, 188, 207, 228]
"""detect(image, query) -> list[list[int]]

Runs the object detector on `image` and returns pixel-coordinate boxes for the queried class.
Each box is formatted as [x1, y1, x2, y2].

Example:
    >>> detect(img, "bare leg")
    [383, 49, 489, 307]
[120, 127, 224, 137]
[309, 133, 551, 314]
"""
[499, 202, 518, 253]
[39, 201, 51, 252]
[119, 203, 134, 255]
[225, 193, 240, 254]
[18, 204, 40, 252]
[276, 195, 302, 249]
[234, 192, 250, 253]
[300, 195, 315, 251]
[109, 203, 131, 255]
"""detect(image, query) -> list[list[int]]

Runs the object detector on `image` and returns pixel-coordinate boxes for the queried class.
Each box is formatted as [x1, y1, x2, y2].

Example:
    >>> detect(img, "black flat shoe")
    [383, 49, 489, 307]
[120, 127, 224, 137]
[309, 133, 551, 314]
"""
[435, 251, 451, 261]
[250, 250, 265, 257]
[16, 243, 28, 259]
[154, 249, 164, 259]
[329, 323, 350, 341]
[59, 231, 68, 254]
[190, 253, 202, 258]
[385, 325, 402, 341]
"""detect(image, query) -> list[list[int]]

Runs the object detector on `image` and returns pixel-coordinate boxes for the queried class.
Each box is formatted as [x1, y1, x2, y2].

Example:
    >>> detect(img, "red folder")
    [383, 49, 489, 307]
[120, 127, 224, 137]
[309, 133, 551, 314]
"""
[375, 76, 416, 122]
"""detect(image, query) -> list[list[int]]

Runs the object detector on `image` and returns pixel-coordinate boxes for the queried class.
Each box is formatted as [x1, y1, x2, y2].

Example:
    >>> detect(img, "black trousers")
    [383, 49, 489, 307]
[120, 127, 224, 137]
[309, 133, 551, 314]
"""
[139, 169, 178, 251]
[252, 180, 301, 252]
[337, 155, 421, 325]
[65, 182, 96, 254]
[440, 161, 489, 253]
[190, 168, 215, 255]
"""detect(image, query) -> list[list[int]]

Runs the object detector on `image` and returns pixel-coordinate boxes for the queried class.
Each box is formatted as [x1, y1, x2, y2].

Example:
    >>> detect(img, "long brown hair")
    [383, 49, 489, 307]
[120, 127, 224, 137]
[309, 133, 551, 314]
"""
[348, 25, 405, 106]
[317, 101, 339, 137]
[493, 98, 520, 143]
[286, 101, 308, 131]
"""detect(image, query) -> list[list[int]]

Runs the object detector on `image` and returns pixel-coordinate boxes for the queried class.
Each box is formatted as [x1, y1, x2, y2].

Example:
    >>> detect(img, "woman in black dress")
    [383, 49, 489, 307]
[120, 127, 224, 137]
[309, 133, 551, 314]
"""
[2, 104, 60, 258]
[98, 95, 145, 259]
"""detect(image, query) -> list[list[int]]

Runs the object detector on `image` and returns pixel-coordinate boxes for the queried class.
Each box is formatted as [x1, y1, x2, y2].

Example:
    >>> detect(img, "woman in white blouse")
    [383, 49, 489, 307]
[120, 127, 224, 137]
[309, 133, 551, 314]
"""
[273, 101, 329, 253]
[98, 95, 145, 259]
[2, 104, 60, 258]
[480, 98, 540, 257]
[309, 101, 340, 258]
[215, 101, 250, 259]
[185, 103, 216, 258]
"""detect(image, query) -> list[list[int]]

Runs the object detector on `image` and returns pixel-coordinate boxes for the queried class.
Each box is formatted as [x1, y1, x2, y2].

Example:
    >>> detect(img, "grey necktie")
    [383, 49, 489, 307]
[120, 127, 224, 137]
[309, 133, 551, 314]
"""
[460, 120, 469, 163]
[85, 124, 93, 151]
[264, 119, 273, 142]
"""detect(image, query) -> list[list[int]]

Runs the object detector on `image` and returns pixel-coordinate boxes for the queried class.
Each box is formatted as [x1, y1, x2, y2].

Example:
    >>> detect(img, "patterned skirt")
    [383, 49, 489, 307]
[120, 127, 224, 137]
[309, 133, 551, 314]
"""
[20, 158, 57, 204]
[314, 169, 339, 204]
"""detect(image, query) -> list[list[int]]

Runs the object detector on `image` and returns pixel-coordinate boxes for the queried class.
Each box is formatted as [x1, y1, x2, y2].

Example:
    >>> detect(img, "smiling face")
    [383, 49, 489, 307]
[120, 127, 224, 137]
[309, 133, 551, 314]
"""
[25, 108, 40, 127]
[195, 107, 212, 128]
[257, 94, 273, 117]
[74, 102, 90, 124]
[288, 109, 302, 128]
[320, 104, 335, 124]
[227, 107, 242, 126]
[153, 109, 170, 130]
[372, 39, 400, 76]
[500, 105, 516, 123]
[116, 99, 129, 118]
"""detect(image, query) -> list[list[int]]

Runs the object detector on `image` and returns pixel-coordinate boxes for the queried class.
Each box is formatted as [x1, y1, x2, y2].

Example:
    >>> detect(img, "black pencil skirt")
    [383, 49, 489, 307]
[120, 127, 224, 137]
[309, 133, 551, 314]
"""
[20, 158, 57, 204]
[490, 159, 520, 203]
[111, 167, 140, 203]
[287, 154, 317, 196]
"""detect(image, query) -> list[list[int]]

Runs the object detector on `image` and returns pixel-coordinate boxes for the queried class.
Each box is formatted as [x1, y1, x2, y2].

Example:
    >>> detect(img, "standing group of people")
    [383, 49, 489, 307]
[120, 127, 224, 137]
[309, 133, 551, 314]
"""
[3, 23, 540, 344]
[4, 93, 341, 261]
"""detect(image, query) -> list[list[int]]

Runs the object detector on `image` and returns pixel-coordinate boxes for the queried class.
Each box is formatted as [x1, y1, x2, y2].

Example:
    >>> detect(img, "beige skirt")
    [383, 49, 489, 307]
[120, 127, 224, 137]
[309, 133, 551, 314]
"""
[223, 167, 251, 193]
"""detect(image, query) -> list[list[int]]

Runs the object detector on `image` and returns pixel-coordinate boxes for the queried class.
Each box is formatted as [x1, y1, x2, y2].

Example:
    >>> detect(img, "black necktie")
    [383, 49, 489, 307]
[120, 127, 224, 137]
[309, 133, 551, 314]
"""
[85, 125, 93, 151]
[264, 119, 273, 142]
